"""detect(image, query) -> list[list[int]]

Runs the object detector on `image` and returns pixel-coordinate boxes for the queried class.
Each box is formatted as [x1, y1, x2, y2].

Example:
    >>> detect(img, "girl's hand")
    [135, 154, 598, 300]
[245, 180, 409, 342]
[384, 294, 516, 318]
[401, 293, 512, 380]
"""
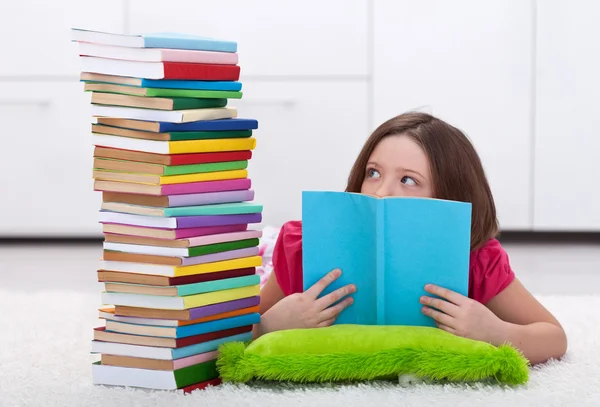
[259, 268, 356, 336]
[420, 284, 506, 345]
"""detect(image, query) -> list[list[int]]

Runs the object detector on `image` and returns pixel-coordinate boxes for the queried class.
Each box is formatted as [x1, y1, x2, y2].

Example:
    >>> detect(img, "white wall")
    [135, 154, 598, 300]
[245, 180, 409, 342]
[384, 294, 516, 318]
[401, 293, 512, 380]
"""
[0, 0, 598, 237]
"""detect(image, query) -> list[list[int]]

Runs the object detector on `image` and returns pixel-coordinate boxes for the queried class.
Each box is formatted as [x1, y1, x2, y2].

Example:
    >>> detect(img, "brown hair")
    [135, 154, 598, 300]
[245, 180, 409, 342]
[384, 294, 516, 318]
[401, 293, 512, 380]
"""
[346, 111, 498, 251]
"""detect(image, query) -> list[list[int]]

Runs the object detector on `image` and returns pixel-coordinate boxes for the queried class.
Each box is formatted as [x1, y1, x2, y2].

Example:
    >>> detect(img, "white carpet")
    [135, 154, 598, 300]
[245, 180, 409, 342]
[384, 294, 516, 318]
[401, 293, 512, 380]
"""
[1, 291, 599, 407]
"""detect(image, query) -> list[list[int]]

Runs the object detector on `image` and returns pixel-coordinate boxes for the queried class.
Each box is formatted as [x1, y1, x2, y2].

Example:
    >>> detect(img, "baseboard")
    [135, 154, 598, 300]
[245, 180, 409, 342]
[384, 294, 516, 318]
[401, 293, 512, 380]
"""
[1, 231, 599, 245]
[497, 231, 600, 243]
[0, 237, 103, 245]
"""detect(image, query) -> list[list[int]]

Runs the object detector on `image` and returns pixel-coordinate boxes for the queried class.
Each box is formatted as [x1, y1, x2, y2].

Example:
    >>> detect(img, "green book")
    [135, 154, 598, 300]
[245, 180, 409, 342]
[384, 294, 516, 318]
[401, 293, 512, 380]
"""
[158, 130, 252, 141]
[160, 97, 227, 110]
[86, 82, 242, 99]
[92, 360, 219, 389]
[107, 274, 261, 296]
[93, 159, 248, 176]
[185, 238, 259, 257]
[159, 202, 263, 217]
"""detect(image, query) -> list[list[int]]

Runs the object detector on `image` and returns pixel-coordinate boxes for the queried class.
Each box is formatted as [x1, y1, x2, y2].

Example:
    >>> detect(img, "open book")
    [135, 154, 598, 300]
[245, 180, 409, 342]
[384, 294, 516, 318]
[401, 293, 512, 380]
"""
[302, 191, 472, 327]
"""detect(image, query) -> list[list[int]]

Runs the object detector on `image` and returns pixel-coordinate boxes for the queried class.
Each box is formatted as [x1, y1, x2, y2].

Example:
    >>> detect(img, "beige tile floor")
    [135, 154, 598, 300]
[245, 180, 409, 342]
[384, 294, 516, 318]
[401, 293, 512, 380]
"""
[0, 241, 598, 296]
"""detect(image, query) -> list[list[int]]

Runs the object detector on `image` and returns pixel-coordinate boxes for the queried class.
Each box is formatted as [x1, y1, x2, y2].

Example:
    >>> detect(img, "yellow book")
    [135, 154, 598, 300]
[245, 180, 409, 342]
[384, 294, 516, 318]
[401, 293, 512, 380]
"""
[101, 285, 261, 310]
[100, 255, 263, 277]
[91, 134, 256, 155]
[93, 169, 248, 185]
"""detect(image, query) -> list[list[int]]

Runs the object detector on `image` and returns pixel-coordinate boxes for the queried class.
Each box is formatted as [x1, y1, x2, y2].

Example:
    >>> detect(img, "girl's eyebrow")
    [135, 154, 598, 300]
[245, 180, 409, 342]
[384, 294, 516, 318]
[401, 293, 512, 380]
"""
[397, 168, 425, 179]
[366, 161, 379, 167]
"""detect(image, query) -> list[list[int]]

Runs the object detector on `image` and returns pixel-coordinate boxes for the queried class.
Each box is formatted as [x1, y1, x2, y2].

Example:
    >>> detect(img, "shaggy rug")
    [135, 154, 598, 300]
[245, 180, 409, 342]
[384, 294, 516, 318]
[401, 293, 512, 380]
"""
[0, 291, 598, 407]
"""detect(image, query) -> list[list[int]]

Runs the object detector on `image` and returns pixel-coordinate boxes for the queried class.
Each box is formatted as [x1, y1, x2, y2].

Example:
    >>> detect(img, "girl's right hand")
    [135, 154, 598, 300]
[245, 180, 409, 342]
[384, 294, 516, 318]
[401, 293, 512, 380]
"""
[258, 268, 356, 336]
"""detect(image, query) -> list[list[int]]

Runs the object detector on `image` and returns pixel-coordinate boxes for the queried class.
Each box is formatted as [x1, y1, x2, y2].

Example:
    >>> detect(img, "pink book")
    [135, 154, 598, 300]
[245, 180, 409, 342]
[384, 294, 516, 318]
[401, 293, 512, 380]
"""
[78, 42, 239, 64]
[173, 350, 219, 370]
[101, 223, 248, 239]
[162, 179, 251, 195]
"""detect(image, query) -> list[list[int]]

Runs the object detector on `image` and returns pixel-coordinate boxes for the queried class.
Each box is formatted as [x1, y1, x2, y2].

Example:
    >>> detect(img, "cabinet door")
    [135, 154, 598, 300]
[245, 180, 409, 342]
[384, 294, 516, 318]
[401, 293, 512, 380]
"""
[128, 0, 368, 77]
[0, 1, 124, 76]
[0, 82, 101, 236]
[534, 0, 600, 230]
[373, 0, 534, 230]
[231, 81, 369, 227]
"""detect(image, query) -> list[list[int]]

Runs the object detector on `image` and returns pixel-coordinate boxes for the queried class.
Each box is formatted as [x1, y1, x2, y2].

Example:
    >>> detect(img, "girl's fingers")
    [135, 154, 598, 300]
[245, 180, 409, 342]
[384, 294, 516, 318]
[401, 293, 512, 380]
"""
[419, 296, 460, 317]
[434, 321, 457, 335]
[304, 268, 343, 300]
[315, 283, 356, 309]
[421, 305, 455, 328]
[317, 318, 336, 328]
[318, 296, 354, 322]
[424, 284, 466, 306]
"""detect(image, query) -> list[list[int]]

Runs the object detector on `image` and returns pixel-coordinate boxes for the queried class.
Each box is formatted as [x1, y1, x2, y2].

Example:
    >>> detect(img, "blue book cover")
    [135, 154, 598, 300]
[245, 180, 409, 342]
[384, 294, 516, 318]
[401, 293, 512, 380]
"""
[302, 191, 472, 327]
[156, 118, 259, 132]
[71, 28, 237, 53]
[172, 332, 252, 360]
[143, 32, 237, 53]
[106, 313, 260, 339]
[141, 79, 242, 91]
[81, 78, 243, 91]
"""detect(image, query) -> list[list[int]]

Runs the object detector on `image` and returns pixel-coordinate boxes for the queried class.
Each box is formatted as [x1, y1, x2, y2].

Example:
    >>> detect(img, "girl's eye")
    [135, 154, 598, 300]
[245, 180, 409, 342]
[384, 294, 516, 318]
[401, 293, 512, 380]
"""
[367, 168, 381, 179]
[401, 176, 417, 186]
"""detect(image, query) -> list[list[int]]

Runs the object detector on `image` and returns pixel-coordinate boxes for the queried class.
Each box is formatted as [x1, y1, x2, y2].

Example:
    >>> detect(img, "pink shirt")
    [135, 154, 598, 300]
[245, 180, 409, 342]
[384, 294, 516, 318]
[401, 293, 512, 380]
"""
[272, 220, 515, 305]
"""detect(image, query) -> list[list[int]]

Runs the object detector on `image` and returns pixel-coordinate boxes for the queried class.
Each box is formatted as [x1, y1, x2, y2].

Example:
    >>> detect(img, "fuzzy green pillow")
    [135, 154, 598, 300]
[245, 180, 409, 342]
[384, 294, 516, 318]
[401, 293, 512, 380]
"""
[216, 325, 529, 385]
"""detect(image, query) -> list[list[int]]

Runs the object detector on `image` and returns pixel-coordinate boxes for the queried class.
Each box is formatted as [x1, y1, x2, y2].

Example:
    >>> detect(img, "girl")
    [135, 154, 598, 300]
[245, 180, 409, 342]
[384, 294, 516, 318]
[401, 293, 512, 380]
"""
[254, 112, 567, 365]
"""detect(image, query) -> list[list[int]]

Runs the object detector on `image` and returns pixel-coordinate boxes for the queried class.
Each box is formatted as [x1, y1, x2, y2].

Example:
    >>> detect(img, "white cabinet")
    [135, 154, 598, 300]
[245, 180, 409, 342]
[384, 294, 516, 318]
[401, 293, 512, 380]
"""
[233, 81, 369, 227]
[128, 0, 368, 77]
[373, 0, 534, 230]
[0, 82, 101, 236]
[0, 1, 124, 76]
[533, 0, 600, 230]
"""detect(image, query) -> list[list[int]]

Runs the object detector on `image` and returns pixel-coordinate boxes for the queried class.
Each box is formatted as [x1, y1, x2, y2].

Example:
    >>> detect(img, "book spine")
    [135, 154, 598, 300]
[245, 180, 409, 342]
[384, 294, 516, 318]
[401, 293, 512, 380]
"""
[376, 199, 385, 324]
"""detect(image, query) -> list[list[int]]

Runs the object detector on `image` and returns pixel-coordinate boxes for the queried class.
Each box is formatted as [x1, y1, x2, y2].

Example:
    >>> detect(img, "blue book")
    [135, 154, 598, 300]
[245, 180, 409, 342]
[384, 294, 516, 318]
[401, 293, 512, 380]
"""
[153, 118, 259, 132]
[106, 313, 260, 339]
[172, 332, 252, 360]
[302, 191, 472, 327]
[72, 28, 237, 52]
[139, 80, 242, 91]
[81, 78, 243, 92]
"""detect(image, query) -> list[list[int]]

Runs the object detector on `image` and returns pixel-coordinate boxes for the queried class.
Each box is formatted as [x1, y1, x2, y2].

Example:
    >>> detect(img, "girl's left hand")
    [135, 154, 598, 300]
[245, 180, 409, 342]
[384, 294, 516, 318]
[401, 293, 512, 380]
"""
[420, 284, 506, 345]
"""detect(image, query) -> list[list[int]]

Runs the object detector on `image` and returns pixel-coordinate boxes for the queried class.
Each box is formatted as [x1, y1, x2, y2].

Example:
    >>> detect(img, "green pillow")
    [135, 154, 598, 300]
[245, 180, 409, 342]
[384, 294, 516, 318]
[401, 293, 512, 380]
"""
[216, 325, 529, 385]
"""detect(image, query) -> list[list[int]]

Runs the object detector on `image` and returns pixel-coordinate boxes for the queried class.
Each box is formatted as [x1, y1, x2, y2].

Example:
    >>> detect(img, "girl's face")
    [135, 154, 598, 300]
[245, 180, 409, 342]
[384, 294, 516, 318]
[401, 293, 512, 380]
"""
[360, 134, 434, 198]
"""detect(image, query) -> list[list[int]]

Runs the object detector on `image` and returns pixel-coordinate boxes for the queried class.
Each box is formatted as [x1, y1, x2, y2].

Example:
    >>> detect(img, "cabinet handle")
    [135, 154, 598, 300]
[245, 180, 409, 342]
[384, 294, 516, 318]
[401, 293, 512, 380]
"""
[241, 99, 297, 108]
[0, 99, 52, 107]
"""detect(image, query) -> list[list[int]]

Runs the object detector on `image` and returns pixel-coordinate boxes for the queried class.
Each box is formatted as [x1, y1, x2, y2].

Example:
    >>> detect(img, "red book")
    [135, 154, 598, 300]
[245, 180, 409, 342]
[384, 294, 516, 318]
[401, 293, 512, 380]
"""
[94, 146, 253, 166]
[97, 267, 257, 286]
[80, 56, 240, 81]
[163, 62, 240, 80]
[93, 325, 252, 348]
[183, 378, 222, 394]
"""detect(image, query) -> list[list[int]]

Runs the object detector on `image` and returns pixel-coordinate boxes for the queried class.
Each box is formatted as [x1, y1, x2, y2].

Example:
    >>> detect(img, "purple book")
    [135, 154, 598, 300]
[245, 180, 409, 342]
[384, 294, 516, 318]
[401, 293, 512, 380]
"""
[162, 178, 251, 195]
[176, 213, 262, 229]
[178, 247, 259, 266]
[99, 212, 262, 229]
[188, 296, 260, 320]
[167, 189, 254, 207]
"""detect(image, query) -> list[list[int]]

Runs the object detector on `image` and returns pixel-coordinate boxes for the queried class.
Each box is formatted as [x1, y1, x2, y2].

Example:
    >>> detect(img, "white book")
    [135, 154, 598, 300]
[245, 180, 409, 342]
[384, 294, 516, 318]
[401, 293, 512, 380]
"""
[103, 242, 192, 257]
[78, 42, 239, 64]
[101, 284, 259, 310]
[99, 310, 181, 327]
[92, 364, 190, 390]
[90, 104, 237, 124]
[99, 260, 181, 276]
[90, 331, 252, 360]
[99, 255, 262, 276]
[91, 340, 174, 360]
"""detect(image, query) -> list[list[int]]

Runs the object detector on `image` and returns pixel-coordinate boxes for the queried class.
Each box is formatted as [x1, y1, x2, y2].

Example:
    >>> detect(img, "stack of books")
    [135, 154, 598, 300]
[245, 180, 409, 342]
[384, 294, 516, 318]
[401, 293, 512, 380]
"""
[71, 28, 262, 393]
